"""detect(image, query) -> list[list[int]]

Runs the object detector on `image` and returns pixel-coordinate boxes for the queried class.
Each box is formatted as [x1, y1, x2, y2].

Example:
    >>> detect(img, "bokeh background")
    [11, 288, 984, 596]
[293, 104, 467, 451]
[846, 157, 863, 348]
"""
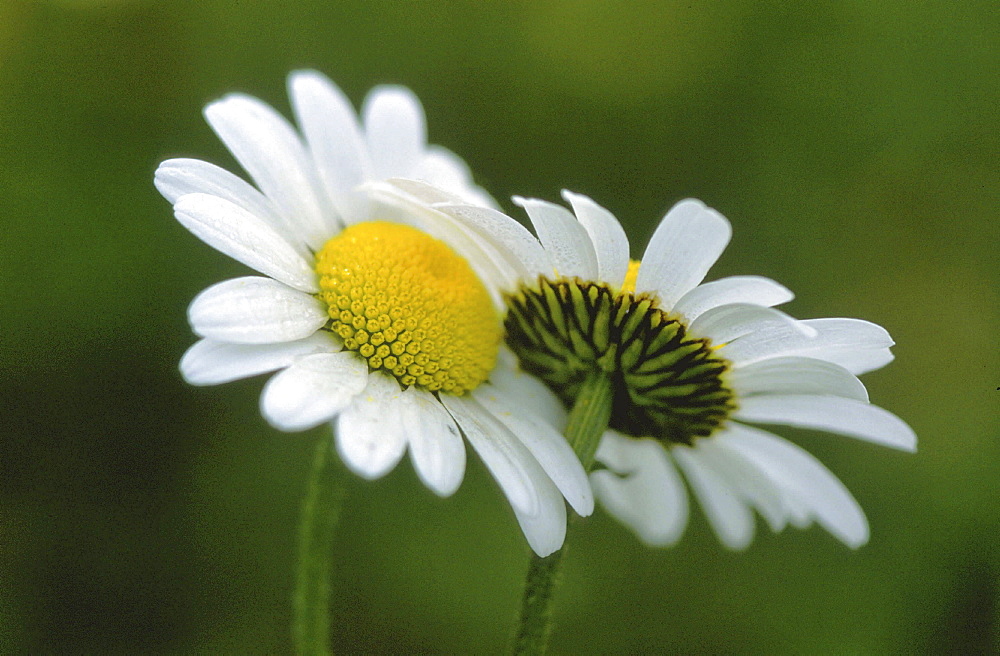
[2, 1, 997, 652]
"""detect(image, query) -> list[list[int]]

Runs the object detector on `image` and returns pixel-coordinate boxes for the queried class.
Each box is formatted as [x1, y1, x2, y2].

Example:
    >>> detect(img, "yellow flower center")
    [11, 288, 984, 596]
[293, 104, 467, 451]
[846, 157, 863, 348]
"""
[315, 221, 500, 395]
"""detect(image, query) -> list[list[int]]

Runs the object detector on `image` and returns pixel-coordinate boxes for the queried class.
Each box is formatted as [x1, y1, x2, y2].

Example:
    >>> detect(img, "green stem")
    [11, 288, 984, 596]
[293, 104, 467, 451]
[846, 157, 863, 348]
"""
[512, 371, 612, 655]
[294, 436, 347, 656]
[563, 371, 614, 471]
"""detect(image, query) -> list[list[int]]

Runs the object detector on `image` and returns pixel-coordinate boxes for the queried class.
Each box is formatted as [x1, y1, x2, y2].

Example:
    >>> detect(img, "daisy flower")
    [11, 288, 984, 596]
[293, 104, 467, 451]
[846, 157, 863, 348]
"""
[155, 71, 592, 557]
[380, 183, 916, 550]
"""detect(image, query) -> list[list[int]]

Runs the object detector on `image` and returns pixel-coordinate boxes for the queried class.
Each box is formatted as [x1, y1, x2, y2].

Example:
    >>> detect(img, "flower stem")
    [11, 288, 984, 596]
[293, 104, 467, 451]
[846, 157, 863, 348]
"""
[563, 370, 613, 472]
[512, 370, 612, 655]
[294, 435, 347, 656]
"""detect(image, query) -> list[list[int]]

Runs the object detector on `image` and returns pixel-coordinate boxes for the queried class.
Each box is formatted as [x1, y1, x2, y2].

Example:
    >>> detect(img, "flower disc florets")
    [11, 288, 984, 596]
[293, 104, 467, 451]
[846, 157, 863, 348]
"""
[316, 221, 500, 395]
[505, 276, 735, 444]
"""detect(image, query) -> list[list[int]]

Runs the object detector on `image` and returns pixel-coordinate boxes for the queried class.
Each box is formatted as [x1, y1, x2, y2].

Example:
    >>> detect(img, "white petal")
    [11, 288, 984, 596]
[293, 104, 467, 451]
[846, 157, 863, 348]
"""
[689, 304, 815, 346]
[673, 276, 794, 323]
[179, 333, 339, 385]
[174, 193, 318, 293]
[416, 147, 473, 192]
[634, 199, 732, 309]
[592, 432, 688, 546]
[728, 356, 869, 402]
[561, 190, 630, 286]
[367, 180, 519, 296]
[154, 158, 302, 252]
[488, 350, 568, 433]
[513, 196, 598, 280]
[260, 352, 368, 431]
[830, 347, 895, 376]
[335, 374, 408, 479]
[188, 276, 328, 344]
[801, 318, 894, 344]
[693, 437, 789, 532]
[511, 484, 567, 557]
[733, 394, 916, 451]
[798, 319, 896, 374]
[672, 445, 755, 550]
[722, 317, 893, 370]
[418, 146, 498, 208]
[363, 85, 426, 180]
[441, 394, 567, 556]
[376, 177, 469, 205]
[717, 424, 869, 548]
[439, 394, 538, 515]
[432, 202, 553, 281]
[473, 385, 593, 517]
[401, 388, 466, 497]
[204, 93, 334, 249]
[288, 70, 367, 225]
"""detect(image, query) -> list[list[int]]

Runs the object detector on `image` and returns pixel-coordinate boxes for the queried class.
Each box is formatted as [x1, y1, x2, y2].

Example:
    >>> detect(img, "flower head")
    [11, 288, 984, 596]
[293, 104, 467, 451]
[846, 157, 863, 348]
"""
[389, 184, 916, 549]
[157, 71, 592, 556]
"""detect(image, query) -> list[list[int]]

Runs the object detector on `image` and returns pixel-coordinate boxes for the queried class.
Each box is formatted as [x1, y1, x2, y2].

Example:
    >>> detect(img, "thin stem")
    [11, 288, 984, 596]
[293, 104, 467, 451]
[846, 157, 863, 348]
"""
[512, 545, 567, 655]
[294, 435, 347, 656]
[512, 371, 612, 655]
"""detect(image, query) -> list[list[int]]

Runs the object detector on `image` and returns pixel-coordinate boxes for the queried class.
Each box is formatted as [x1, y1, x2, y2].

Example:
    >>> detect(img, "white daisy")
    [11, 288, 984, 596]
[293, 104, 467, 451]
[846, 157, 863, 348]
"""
[156, 71, 593, 557]
[377, 182, 916, 550]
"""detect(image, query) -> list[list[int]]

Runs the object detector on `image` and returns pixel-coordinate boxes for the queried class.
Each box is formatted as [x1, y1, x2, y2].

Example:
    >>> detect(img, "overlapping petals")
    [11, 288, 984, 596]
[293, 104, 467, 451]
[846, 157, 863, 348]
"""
[159, 71, 590, 556]
[385, 182, 915, 550]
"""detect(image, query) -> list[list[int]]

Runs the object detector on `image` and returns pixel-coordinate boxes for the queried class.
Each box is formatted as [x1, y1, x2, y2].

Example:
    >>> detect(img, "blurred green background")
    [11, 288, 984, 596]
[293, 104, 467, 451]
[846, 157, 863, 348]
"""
[2, 1, 997, 653]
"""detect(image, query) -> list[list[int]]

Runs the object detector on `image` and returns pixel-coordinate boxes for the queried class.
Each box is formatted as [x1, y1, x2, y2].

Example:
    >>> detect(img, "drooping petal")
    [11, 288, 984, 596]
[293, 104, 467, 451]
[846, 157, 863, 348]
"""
[439, 395, 537, 516]
[173, 193, 318, 293]
[179, 334, 339, 386]
[488, 349, 568, 433]
[591, 432, 688, 546]
[717, 424, 869, 548]
[204, 93, 334, 250]
[335, 373, 408, 480]
[260, 352, 368, 431]
[562, 190, 630, 286]
[513, 196, 599, 280]
[363, 85, 426, 180]
[509, 480, 567, 558]
[187, 276, 328, 344]
[288, 70, 368, 225]
[693, 437, 789, 532]
[472, 385, 593, 517]
[689, 304, 815, 346]
[672, 445, 755, 550]
[401, 388, 466, 497]
[634, 199, 731, 309]
[733, 394, 917, 451]
[673, 275, 794, 323]
[728, 356, 869, 402]
[441, 394, 567, 556]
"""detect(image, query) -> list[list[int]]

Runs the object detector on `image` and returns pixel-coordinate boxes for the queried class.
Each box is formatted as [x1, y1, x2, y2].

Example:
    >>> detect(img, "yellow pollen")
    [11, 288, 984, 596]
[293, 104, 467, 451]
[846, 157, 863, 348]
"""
[315, 221, 500, 395]
[621, 259, 641, 293]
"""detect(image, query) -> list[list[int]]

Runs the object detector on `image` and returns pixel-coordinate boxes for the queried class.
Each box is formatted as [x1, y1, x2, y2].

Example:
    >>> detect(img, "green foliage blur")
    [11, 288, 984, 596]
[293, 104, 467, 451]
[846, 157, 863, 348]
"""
[1, 1, 997, 652]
